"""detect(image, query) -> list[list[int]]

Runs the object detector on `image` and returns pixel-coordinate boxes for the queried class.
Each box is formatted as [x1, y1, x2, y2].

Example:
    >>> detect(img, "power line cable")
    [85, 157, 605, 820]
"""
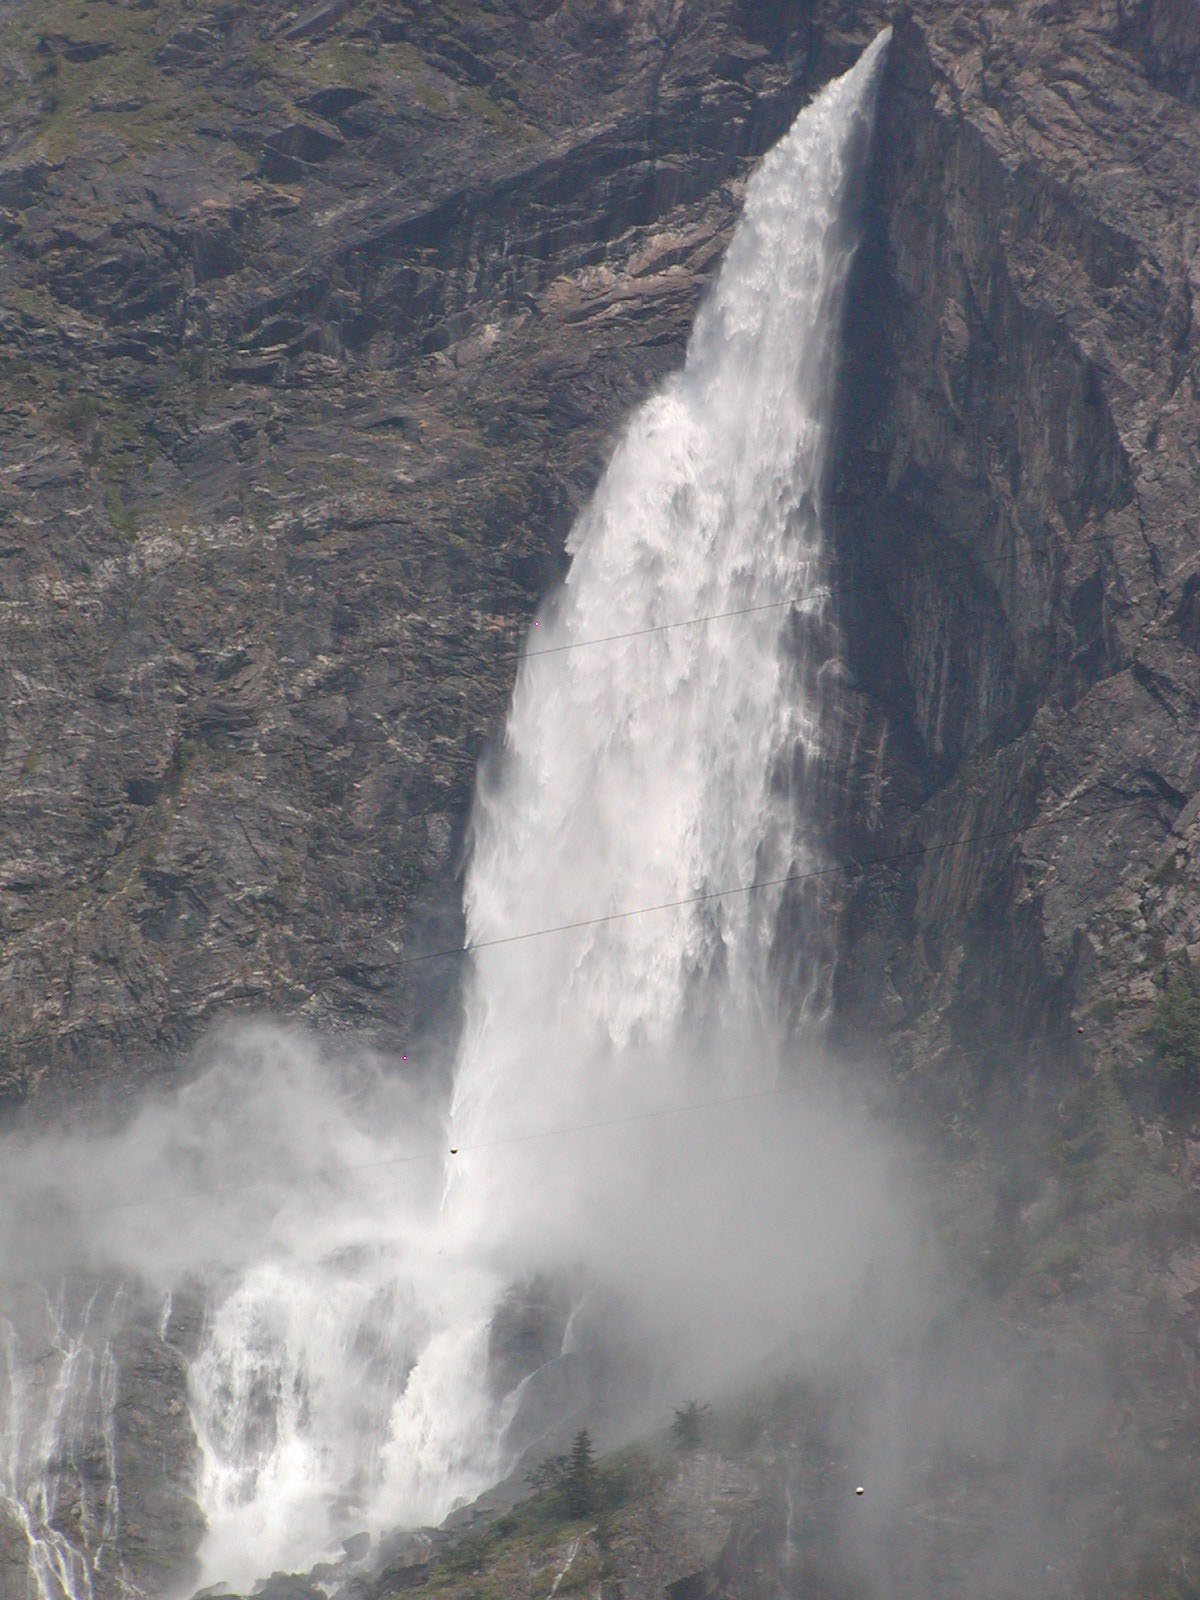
[24, 1011, 1130, 1228]
[521, 597, 804, 658]
[27, 1016, 1145, 1228]
[398, 793, 1167, 969]
[430, 524, 1146, 672]
[61, 593, 1173, 1220]
[391, 530, 1164, 837]
[34, 1084, 798, 1228]
[10, 794, 1168, 1225]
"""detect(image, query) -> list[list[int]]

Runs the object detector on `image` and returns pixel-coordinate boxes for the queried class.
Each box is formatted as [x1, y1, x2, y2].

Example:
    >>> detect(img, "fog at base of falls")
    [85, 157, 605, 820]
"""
[0, 1022, 922, 1595]
[0, 32, 921, 1599]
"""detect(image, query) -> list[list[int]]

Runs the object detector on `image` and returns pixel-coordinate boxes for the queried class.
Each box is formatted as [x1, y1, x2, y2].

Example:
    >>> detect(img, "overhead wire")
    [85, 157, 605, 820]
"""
[15, 790, 1170, 1225]
[397, 793, 1170, 968]
[30, 545, 1180, 1223]
[396, 525, 1144, 832]
[32, 1022, 1132, 1227]
[439, 522, 1142, 674]
[49, 1086, 800, 1226]
[520, 597, 806, 657]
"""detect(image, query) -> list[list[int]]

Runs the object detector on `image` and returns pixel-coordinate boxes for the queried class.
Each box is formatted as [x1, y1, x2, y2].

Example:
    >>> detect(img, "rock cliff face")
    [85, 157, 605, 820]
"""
[4, 0, 1196, 1113]
[826, 0, 1200, 1106]
[0, 0, 875, 1109]
[4, 1, 1196, 1113]
[4, 4, 1200, 1597]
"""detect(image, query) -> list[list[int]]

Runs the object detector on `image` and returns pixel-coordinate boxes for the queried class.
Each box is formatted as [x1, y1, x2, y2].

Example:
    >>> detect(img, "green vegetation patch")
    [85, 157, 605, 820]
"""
[399, 1436, 663, 1600]
[975, 1064, 1186, 1301]
[1150, 962, 1200, 1097]
[5, 0, 227, 162]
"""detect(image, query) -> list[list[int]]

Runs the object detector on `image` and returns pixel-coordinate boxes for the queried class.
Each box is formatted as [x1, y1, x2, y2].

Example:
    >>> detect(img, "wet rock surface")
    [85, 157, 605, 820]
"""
[113, 1320, 205, 1597]
[0, 1502, 31, 1600]
[0, 1279, 203, 1600]
[2, 3, 1200, 1592]
[189, 1446, 788, 1600]
[3, 1, 1196, 1116]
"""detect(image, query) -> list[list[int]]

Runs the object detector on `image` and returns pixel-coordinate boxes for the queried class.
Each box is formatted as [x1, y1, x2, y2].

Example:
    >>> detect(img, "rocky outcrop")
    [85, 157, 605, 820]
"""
[825, 1, 1200, 1104]
[200, 1446, 795, 1600]
[0, 1503, 32, 1600]
[112, 1321, 204, 1598]
[3, 6, 1200, 1596]
[0, 1280, 202, 1600]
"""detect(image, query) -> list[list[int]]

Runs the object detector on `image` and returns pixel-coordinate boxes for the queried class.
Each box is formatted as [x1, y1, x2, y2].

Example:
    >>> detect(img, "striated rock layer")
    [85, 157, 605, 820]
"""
[0, 0, 1197, 1122]
[2, 7, 1199, 1599]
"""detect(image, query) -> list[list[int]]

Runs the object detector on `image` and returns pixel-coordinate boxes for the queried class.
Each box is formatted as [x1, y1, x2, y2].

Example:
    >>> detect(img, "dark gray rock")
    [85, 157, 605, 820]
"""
[0, 1503, 30, 1600]
[486, 1274, 573, 1400]
[112, 1321, 205, 1597]
[250, 1576, 327, 1600]
[0, 0, 1195, 1206]
[3, 12, 1200, 1587]
[824, 4, 1200, 1107]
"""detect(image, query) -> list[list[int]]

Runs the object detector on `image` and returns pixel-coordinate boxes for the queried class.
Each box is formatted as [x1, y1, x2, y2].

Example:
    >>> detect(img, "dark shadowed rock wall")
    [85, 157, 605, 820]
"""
[826, 1, 1200, 1111]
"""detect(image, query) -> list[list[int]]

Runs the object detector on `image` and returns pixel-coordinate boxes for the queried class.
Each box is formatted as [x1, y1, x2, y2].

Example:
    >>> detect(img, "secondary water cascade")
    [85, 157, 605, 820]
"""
[0, 34, 901, 1598]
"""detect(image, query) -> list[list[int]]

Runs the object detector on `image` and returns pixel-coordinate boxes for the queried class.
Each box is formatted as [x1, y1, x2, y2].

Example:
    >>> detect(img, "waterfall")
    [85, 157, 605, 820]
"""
[0, 32, 898, 1598]
[449, 24, 891, 1192]
[365, 26, 894, 1527]
[0, 1283, 127, 1600]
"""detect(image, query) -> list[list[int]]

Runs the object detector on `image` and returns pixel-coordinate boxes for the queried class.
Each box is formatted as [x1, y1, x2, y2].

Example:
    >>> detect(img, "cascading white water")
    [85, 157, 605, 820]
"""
[363, 28, 894, 1526]
[449, 24, 892, 1187]
[0, 33, 901, 1599]
[1, 1282, 127, 1600]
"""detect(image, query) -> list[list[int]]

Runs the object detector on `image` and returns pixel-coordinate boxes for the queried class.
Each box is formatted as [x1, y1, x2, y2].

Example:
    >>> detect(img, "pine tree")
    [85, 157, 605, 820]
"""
[525, 1453, 568, 1499]
[563, 1427, 596, 1517]
[671, 1400, 710, 1453]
